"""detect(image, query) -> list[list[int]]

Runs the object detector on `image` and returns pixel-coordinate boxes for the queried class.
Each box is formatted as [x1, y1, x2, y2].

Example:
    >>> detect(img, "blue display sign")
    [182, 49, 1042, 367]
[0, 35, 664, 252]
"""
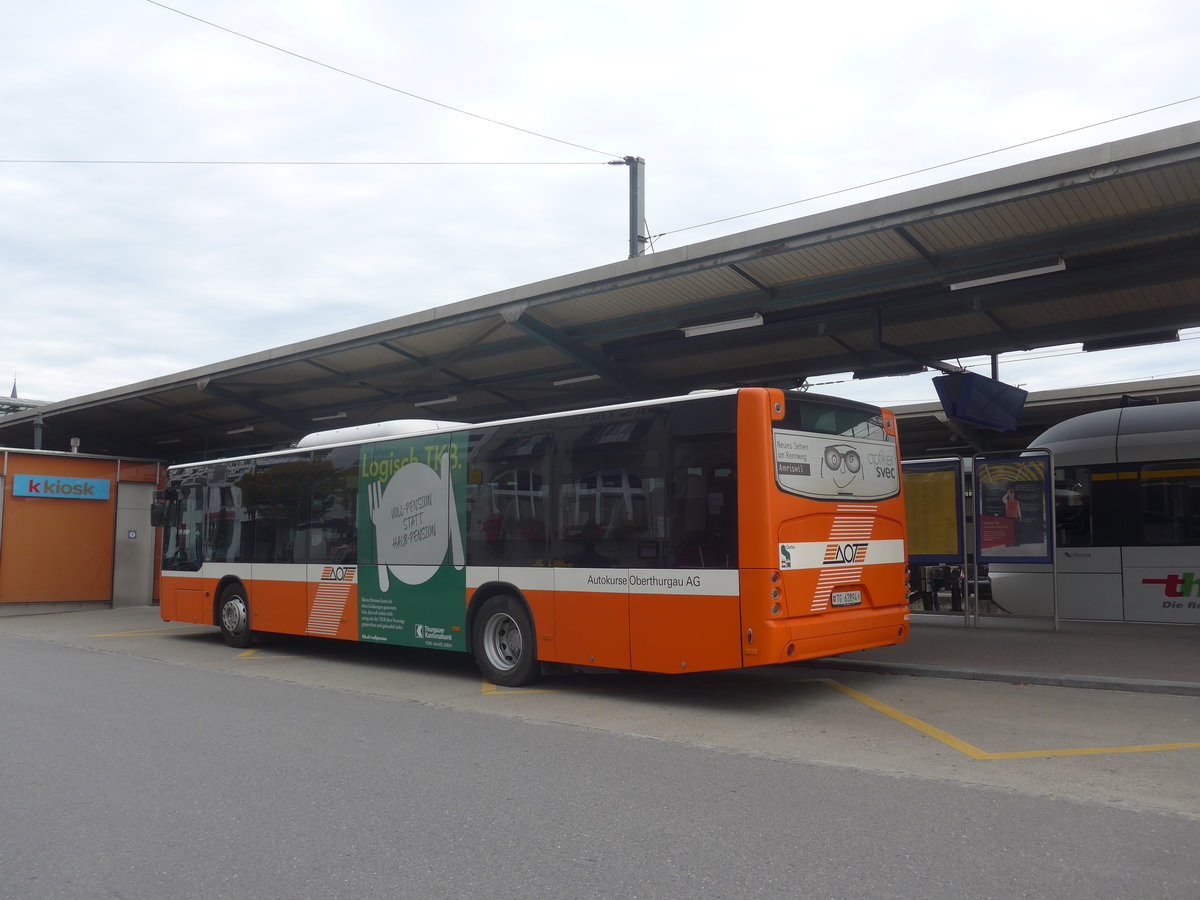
[13, 474, 111, 500]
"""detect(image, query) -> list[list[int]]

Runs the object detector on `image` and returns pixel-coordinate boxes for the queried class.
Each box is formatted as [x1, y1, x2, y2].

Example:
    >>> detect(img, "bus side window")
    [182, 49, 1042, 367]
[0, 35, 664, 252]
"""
[308, 447, 359, 563]
[199, 463, 250, 564]
[245, 456, 311, 564]
[493, 467, 549, 563]
[465, 427, 552, 567]
[669, 436, 737, 569]
[552, 415, 667, 568]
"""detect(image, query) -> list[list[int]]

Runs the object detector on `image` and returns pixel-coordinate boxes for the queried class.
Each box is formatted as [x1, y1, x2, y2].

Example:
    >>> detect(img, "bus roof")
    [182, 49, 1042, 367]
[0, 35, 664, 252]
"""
[166, 387, 882, 470]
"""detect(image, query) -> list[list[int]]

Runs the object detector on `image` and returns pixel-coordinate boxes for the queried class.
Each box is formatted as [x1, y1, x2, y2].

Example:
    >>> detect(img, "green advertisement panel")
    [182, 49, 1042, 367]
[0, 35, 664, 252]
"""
[358, 433, 468, 650]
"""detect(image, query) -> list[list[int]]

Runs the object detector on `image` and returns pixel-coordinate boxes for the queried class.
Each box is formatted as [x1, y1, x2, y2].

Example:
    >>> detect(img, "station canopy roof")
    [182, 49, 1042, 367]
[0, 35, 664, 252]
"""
[3, 122, 1200, 462]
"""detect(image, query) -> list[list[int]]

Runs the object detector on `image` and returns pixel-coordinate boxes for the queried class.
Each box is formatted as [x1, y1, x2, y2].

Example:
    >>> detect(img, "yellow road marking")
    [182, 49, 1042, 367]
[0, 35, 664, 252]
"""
[237, 648, 311, 660]
[823, 679, 1200, 760]
[822, 679, 989, 757]
[976, 743, 1200, 759]
[481, 679, 593, 694]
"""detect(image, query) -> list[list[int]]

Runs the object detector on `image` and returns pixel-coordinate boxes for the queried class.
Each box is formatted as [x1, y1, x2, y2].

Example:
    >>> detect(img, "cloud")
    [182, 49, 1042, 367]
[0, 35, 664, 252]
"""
[2, 0, 1199, 402]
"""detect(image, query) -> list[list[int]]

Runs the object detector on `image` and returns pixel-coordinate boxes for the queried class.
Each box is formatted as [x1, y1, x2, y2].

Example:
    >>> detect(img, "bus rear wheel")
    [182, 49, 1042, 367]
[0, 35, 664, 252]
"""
[217, 585, 253, 648]
[472, 595, 538, 686]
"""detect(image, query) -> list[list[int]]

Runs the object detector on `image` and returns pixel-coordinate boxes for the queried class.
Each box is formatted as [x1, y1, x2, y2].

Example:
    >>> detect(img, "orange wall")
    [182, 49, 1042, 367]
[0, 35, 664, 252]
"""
[1, 454, 123, 604]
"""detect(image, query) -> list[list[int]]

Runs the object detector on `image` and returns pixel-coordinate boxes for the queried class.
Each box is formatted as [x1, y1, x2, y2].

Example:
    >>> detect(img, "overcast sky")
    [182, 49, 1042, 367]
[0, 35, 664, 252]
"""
[3, 0, 1199, 410]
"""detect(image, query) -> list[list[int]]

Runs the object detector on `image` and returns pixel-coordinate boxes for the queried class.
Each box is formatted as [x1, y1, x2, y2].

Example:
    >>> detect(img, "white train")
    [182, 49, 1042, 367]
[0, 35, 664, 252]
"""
[988, 399, 1200, 623]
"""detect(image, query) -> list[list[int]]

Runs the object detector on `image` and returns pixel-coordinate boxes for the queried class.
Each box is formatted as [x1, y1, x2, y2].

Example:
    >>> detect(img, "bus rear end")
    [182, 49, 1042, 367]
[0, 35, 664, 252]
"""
[737, 389, 909, 667]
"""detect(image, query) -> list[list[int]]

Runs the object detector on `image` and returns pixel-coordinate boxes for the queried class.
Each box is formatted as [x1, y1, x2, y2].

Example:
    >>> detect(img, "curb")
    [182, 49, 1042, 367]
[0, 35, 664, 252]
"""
[800, 657, 1200, 697]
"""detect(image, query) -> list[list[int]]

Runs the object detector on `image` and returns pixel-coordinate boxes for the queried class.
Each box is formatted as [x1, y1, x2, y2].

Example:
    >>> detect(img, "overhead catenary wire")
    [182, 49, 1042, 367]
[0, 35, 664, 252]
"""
[648, 94, 1200, 241]
[6, 97, 1198, 250]
[143, 0, 624, 161]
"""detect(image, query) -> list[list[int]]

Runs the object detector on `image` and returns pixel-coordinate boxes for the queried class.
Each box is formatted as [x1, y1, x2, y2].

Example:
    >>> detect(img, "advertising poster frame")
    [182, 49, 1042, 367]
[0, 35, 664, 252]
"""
[974, 452, 1054, 566]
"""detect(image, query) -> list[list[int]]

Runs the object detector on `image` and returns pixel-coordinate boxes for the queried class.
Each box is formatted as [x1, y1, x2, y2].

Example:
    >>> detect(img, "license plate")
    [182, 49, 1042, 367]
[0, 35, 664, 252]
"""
[831, 589, 862, 607]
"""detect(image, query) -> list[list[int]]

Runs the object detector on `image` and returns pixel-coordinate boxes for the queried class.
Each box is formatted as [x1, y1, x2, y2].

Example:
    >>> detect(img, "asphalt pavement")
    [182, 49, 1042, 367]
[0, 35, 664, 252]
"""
[810, 613, 1200, 696]
[2, 602, 1197, 696]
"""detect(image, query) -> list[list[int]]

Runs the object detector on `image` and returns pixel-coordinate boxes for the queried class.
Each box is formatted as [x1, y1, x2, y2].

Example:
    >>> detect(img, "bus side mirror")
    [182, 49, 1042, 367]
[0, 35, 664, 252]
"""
[151, 489, 176, 527]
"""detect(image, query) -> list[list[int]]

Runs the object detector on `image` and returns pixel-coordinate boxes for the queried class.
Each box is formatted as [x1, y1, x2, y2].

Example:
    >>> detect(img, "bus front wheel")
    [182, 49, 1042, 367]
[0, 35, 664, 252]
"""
[217, 585, 253, 648]
[472, 595, 538, 687]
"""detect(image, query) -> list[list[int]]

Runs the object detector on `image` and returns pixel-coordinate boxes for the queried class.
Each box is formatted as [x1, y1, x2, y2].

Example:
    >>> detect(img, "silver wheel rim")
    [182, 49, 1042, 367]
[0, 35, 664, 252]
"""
[482, 612, 522, 672]
[221, 596, 248, 635]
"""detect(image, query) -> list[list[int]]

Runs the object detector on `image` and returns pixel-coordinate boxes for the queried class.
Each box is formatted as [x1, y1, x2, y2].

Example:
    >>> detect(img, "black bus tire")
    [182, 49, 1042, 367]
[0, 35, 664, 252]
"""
[472, 594, 538, 686]
[217, 584, 254, 648]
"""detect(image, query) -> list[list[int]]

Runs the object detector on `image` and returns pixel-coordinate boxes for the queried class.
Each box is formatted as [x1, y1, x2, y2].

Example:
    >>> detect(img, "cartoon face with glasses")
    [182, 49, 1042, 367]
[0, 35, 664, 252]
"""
[821, 443, 863, 489]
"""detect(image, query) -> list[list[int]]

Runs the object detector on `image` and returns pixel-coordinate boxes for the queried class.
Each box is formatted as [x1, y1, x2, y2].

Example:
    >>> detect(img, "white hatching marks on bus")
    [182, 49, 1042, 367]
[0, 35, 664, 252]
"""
[307, 566, 356, 636]
[812, 506, 875, 612]
[812, 567, 864, 612]
[829, 505, 875, 540]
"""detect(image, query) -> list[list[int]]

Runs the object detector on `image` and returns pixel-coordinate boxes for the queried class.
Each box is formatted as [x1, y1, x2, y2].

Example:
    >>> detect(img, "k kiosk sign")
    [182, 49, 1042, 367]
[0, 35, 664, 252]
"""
[13, 474, 112, 500]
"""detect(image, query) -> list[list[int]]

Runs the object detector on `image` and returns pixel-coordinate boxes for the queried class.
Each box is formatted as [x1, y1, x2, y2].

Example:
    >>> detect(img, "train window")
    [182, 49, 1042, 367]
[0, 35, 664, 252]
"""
[1139, 461, 1200, 546]
[1055, 467, 1092, 547]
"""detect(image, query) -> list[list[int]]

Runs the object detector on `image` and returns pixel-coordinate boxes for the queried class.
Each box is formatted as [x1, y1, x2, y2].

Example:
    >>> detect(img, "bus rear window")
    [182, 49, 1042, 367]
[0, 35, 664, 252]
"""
[777, 398, 887, 440]
[773, 396, 898, 501]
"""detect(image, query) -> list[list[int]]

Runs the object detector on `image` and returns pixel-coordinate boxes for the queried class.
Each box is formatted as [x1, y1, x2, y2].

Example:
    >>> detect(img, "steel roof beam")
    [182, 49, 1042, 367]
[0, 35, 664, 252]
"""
[504, 308, 667, 399]
[200, 383, 312, 433]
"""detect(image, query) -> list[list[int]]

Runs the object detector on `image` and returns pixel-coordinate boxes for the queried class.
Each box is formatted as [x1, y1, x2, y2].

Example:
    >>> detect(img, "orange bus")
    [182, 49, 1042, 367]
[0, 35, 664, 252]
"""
[157, 387, 909, 684]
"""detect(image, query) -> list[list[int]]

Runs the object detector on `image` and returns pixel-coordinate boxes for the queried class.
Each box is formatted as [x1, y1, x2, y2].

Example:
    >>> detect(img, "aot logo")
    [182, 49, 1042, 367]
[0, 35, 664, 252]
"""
[13, 475, 110, 500]
[320, 566, 356, 583]
[823, 542, 868, 565]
